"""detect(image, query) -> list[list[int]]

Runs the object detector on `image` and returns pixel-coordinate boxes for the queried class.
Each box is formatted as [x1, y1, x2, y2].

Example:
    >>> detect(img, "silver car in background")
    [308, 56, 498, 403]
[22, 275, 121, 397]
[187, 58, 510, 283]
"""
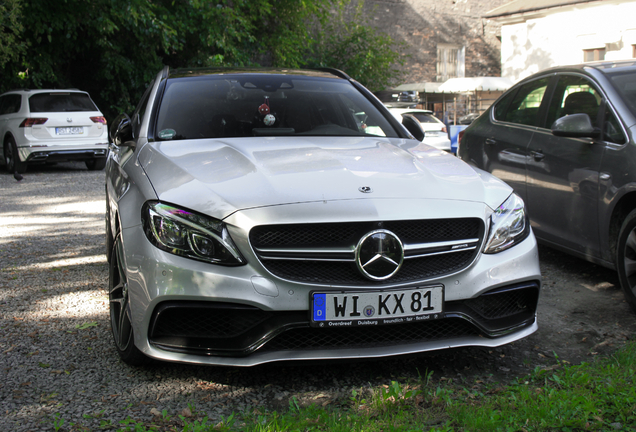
[105, 67, 541, 366]
[388, 108, 452, 152]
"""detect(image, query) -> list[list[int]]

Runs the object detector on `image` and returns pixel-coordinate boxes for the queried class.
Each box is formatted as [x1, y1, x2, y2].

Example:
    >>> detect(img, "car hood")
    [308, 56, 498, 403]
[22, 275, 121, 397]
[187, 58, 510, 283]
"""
[138, 136, 511, 220]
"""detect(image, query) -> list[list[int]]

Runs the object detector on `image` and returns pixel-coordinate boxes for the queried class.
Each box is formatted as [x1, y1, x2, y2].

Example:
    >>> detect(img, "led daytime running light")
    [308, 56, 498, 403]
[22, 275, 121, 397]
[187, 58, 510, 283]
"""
[146, 202, 244, 264]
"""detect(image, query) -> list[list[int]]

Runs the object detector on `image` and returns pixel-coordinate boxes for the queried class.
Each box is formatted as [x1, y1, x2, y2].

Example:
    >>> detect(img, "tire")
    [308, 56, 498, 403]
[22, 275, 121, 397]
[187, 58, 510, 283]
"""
[109, 234, 150, 365]
[4, 137, 27, 174]
[616, 209, 636, 313]
[105, 200, 114, 264]
[86, 157, 107, 171]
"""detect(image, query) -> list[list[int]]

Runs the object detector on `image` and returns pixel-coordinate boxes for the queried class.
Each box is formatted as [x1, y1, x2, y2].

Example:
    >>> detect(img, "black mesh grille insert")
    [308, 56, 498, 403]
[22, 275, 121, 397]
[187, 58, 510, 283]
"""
[464, 286, 540, 320]
[250, 219, 481, 248]
[250, 219, 483, 285]
[151, 303, 272, 339]
[262, 318, 480, 351]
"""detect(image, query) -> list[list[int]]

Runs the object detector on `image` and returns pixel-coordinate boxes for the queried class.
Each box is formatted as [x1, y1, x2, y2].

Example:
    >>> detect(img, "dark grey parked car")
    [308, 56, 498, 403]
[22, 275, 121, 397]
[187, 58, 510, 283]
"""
[458, 60, 636, 312]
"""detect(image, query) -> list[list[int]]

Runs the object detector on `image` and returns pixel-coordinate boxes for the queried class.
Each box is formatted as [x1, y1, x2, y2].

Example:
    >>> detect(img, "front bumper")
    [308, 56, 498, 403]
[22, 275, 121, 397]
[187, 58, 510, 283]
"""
[120, 217, 541, 366]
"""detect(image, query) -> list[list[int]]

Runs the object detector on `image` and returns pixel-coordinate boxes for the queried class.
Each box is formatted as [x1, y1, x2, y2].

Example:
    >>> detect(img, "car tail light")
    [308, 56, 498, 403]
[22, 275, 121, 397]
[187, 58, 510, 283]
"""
[441, 125, 447, 133]
[90, 116, 107, 124]
[19, 118, 48, 127]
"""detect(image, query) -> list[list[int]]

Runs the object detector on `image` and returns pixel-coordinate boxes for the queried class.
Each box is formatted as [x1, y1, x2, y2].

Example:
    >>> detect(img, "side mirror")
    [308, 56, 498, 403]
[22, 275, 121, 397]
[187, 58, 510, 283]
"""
[402, 114, 425, 142]
[109, 113, 134, 147]
[551, 113, 600, 139]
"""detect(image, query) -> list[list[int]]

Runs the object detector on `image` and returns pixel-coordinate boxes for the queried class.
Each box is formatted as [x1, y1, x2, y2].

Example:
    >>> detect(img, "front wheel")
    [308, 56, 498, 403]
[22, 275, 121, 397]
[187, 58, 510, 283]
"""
[109, 234, 150, 365]
[616, 209, 636, 313]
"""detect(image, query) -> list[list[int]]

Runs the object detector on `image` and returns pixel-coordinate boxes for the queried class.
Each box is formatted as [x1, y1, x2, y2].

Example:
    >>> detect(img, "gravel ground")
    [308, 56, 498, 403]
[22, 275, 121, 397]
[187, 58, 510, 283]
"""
[2, 162, 636, 431]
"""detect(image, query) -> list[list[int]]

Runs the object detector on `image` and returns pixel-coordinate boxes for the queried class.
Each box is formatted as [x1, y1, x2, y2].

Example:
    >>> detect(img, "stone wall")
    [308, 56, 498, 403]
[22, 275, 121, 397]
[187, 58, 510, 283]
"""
[357, 0, 510, 84]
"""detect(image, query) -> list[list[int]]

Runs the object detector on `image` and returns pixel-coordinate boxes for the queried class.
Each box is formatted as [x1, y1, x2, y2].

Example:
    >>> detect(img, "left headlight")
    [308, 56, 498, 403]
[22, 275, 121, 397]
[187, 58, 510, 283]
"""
[142, 201, 245, 265]
[484, 193, 530, 254]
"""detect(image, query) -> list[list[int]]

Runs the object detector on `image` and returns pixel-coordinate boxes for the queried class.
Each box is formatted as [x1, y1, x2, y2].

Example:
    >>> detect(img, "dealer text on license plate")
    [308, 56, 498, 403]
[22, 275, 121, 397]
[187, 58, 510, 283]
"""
[311, 286, 443, 327]
[56, 127, 84, 135]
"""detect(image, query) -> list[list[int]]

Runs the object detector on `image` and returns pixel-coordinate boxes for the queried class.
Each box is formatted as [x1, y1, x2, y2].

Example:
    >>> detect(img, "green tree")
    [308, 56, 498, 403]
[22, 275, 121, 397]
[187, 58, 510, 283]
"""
[0, 0, 406, 120]
[310, 1, 408, 91]
[0, 0, 25, 68]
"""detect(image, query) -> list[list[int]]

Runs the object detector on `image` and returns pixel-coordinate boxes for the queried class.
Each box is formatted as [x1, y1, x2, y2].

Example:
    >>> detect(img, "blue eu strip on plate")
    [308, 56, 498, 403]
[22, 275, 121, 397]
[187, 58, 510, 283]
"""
[313, 293, 326, 321]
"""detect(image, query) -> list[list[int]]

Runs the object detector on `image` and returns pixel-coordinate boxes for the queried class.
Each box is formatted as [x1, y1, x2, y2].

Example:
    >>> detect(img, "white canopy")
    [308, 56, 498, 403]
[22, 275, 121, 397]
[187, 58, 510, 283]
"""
[437, 77, 514, 93]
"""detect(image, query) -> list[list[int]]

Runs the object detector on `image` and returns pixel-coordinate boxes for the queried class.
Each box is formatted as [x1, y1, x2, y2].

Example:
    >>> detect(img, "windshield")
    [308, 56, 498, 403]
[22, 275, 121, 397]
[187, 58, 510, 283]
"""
[606, 68, 636, 118]
[155, 74, 399, 140]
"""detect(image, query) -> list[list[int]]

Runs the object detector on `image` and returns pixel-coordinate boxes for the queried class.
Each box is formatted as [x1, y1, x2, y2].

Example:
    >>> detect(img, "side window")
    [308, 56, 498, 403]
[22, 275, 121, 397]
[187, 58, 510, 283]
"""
[0, 94, 21, 115]
[496, 78, 550, 126]
[603, 109, 626, 144]
[546, 75, 601, 129]
[493, 89, 515, 121]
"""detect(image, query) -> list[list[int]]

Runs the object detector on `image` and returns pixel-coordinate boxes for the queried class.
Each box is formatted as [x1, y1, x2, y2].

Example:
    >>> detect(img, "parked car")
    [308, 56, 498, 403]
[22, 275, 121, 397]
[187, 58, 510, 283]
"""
[105, 66, 540, 366]
[0, 89, 109, 173]
[397, 90, 420, 103]
[457, 60, 636, 312]
[388, 108, 452, 152]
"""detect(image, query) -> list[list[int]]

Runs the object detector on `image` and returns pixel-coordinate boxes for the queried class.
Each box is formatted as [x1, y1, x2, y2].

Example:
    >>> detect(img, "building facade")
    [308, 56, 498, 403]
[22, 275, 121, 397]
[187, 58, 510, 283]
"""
[360, 0, 510, 84]
[487, 0, 636, 83]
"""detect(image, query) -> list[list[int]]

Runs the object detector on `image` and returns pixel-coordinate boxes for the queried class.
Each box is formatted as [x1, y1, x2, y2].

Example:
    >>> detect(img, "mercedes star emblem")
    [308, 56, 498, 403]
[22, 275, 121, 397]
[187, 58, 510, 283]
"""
[355, 229, 404, 280]
[358, 186, 373, 193]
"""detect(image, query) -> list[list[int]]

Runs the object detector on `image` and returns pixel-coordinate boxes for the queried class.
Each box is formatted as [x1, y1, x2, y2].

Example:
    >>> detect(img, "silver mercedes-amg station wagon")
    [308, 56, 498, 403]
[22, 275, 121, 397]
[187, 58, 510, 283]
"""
[105, 67, 541, 366]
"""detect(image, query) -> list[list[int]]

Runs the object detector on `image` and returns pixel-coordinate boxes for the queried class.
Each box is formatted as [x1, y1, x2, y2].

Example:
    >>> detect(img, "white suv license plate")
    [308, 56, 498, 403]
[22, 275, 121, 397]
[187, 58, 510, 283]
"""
[56, 127, 84, 135]
[311, 286, 444, 328]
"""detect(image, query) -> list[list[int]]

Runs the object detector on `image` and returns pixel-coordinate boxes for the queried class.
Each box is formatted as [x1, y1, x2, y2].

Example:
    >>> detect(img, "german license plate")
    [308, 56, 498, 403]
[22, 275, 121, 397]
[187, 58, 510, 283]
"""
[310, 286, 443, 327]
[56, 127, 84, 135]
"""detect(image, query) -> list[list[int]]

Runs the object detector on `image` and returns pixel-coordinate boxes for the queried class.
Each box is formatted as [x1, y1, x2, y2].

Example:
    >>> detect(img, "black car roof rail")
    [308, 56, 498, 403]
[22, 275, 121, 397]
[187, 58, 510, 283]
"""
[311, 67, 352, 80]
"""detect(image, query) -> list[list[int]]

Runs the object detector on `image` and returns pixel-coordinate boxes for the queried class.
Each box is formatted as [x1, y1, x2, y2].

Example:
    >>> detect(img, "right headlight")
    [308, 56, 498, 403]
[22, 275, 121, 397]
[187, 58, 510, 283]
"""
[142, 201, 245, 265]
[484, 193, 530, 254]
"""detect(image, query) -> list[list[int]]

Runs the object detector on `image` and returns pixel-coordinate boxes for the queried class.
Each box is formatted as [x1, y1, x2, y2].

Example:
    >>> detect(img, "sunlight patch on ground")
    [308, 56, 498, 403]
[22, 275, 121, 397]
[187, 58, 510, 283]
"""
[10, 254, 107, 271]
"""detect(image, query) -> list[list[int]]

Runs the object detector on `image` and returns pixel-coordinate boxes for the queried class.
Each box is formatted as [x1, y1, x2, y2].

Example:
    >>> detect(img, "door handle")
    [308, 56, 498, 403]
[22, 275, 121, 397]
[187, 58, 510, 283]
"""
[485, 138, 496, 145]
[531, 150, 544, 161]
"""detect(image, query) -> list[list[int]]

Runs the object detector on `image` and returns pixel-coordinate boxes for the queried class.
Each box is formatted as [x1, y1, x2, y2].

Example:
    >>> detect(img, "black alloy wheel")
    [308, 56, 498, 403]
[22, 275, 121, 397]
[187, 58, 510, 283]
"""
[5, 137, 27, 174]
[109, 234, 149, 365]
[616, 209, 636, 313]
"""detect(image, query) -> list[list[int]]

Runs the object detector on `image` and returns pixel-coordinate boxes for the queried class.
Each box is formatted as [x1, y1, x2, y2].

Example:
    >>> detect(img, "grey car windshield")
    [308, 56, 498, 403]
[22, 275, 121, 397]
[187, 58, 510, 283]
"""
[155, 74, 399, 140]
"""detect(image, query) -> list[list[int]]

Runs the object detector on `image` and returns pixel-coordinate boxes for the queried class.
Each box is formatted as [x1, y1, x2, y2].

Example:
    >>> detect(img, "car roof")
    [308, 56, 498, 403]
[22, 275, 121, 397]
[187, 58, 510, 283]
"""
[517, 60, 636, 83]
[166, 67, 351, 81]
[0, 89, 88, 96]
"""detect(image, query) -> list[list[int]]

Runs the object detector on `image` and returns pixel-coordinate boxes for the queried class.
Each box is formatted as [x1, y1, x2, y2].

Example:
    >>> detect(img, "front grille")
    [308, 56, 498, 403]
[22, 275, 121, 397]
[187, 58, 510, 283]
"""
[261, 318, 480, 351]
[261, 250, 475, 285]
[250, 219, 484, 285]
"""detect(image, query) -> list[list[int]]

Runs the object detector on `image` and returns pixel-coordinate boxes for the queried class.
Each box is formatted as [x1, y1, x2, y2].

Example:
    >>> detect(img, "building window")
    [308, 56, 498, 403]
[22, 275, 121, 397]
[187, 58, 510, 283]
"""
[437, 45, 465, 82]
[584, 48, 605, 62]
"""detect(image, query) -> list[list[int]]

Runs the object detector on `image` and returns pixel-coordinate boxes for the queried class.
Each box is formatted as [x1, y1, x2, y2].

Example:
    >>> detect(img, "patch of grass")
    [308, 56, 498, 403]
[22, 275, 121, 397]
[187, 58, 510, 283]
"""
[50, 341, 636, 431]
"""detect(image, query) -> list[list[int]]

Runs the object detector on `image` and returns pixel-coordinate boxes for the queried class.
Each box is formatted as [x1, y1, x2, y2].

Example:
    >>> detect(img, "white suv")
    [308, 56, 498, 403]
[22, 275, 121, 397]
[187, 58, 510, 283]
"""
[0, 89, 109, 173]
